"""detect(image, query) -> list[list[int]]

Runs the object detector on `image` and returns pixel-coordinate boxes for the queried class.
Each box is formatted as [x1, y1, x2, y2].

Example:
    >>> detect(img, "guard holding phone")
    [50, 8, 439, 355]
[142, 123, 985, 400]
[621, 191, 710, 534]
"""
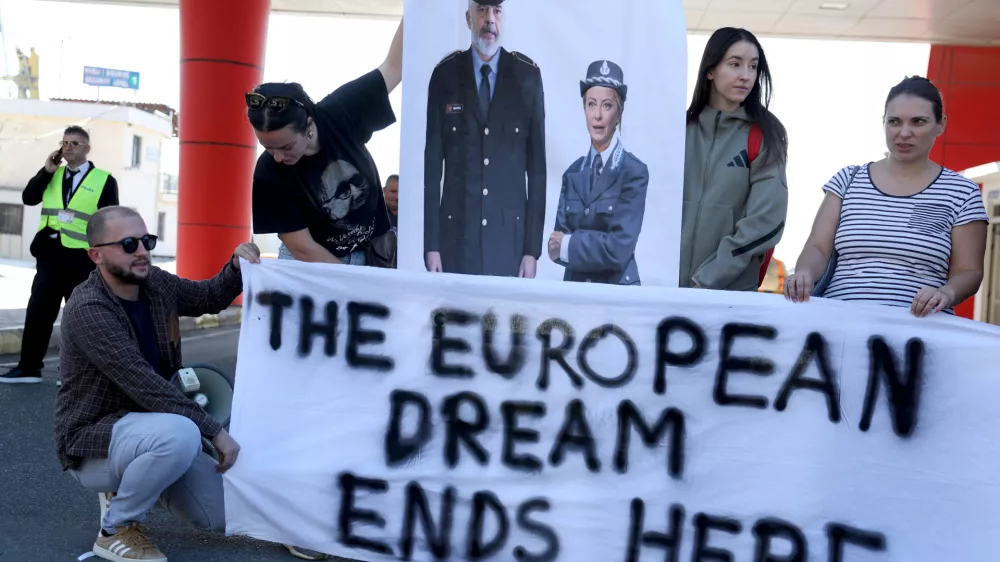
[0, 125, 119, 384]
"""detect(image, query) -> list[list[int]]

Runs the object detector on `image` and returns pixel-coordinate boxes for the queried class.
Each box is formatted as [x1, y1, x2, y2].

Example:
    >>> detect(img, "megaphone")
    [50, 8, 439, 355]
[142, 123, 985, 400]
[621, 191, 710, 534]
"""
[170, 364, 235, 462]
[170, 363, 235, 429]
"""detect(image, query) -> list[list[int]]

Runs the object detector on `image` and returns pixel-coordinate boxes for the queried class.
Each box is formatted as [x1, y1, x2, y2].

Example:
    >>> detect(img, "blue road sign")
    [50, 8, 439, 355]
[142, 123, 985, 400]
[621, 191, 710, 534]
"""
[83, 66, 140, 90]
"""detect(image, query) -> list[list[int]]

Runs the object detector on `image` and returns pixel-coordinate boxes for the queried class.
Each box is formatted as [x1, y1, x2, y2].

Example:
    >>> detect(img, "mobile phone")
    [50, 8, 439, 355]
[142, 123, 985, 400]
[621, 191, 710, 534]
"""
[51, 148, 63, 164]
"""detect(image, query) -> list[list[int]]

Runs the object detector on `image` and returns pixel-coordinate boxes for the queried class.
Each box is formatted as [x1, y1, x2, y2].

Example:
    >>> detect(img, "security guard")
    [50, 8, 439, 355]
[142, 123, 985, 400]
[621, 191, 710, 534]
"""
[0, 126, 119, 384]
[423, 0, 547, 278]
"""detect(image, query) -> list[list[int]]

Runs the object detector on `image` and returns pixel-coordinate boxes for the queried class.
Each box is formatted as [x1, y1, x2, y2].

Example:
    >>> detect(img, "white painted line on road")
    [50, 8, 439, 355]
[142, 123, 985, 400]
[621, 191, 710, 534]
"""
[0, 327, 241, 368]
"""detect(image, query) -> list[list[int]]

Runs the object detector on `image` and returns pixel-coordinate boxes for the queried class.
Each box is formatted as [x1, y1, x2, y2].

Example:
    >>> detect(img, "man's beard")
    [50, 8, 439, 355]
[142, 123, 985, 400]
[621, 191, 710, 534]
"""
[106, 262, 147, 285]
[471, 26, 500, 58]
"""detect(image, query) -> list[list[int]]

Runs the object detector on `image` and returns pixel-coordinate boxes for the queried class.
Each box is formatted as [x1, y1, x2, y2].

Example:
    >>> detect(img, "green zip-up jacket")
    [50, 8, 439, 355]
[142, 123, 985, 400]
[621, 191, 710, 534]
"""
[680, 106, 788, 291]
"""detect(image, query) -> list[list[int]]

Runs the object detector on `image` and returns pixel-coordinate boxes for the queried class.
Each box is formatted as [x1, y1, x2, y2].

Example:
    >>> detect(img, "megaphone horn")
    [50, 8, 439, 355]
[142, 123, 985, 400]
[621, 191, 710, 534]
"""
[170, 363, 235, 430]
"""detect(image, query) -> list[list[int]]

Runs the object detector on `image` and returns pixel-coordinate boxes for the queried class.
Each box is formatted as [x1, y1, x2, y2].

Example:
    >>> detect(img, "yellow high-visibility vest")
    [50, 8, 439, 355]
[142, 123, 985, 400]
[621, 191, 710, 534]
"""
[38, 165, 109, 250]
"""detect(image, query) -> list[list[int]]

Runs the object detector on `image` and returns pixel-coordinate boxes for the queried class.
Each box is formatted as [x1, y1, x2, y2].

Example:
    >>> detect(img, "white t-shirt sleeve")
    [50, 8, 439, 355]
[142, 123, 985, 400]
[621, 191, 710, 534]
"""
[821, 165, 859, 199]
[955, 180, 989, 226]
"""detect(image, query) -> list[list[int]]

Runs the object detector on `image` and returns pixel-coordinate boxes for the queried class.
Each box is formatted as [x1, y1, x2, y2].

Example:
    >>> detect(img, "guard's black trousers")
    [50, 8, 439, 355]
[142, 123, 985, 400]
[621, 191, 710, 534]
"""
[18, 240, 95, 372]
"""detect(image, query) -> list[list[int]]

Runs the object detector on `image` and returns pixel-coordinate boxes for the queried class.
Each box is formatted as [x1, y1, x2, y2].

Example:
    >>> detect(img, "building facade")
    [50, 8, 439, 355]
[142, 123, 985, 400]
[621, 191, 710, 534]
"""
[0, 98, 175, 260]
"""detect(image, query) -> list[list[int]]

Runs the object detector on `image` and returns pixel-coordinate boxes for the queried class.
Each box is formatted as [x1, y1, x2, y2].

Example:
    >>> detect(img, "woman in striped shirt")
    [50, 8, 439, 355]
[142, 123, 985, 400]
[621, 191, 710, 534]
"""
[785, 76, 988, 317]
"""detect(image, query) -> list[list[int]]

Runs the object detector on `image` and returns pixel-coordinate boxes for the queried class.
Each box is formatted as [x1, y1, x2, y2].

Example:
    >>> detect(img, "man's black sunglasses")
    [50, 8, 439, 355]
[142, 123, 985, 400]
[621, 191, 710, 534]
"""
[92, 235, 158, 254]
[245, 92, 306, 112]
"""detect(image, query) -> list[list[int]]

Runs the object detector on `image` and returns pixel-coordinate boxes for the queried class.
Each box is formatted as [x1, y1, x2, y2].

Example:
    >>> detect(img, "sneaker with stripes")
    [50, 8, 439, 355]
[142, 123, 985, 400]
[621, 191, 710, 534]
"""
[93, 523, 167, 561]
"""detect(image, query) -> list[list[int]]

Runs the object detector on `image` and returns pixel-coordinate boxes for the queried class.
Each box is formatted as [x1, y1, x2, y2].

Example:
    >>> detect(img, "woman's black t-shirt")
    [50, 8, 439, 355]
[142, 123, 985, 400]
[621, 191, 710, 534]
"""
[251, 69, 396, 258]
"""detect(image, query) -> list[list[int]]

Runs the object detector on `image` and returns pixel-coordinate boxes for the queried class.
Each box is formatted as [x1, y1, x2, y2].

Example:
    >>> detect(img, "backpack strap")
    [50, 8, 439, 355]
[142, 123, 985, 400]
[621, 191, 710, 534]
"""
[750, 122, 769, 288]
[748, 122, 763, 164]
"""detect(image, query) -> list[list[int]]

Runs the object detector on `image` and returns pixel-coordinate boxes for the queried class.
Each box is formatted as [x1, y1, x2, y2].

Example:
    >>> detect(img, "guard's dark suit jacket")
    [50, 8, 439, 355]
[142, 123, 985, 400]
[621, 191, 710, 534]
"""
[423, 47, 546, 277]
[554, 141, 649, 285]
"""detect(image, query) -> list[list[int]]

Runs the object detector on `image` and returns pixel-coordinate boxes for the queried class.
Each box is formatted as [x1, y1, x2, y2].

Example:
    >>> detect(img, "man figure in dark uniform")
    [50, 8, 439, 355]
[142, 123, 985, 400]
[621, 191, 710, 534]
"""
[423, 0, 546, 278]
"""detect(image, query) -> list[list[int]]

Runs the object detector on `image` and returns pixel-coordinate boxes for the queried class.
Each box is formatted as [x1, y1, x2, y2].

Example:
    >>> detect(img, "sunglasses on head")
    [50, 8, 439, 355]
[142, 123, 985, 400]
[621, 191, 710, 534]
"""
[245, 92, 306, 113]
[92, 234, 158, 254]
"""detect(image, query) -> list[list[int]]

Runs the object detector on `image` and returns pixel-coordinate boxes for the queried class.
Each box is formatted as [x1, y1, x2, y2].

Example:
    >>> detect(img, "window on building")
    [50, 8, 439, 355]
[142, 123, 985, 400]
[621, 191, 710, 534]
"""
[0, 203, 24, 235]
[131, 135, 143, 168]
[161, 174, 178, 194]
[157, 212, 167, 241]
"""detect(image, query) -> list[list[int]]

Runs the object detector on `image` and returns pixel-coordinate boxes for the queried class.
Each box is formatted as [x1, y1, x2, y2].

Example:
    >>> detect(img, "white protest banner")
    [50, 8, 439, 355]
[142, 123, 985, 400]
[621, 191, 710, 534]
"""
[225, 259, 1000, 561]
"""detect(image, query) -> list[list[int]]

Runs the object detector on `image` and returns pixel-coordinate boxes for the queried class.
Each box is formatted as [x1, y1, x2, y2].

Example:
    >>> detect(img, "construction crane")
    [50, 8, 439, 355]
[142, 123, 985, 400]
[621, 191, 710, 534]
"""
[2, 47, 39, 99]
[0, 3, 39, 100]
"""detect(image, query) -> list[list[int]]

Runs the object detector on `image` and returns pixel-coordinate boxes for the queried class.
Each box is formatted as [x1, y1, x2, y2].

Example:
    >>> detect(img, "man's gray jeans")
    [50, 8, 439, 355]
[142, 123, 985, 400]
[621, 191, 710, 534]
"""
[68, 412, 225, 535]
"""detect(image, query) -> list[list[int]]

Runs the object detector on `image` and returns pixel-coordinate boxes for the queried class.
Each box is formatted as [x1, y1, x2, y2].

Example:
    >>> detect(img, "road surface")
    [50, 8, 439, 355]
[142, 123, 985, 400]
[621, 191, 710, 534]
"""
[0, 327, 353, 562]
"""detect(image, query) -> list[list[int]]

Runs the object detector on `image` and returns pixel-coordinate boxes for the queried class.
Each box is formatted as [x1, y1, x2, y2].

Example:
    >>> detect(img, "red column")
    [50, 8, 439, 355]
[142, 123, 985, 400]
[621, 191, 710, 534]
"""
[926, 45, 1000, 320]
[178, 0, 270, 288]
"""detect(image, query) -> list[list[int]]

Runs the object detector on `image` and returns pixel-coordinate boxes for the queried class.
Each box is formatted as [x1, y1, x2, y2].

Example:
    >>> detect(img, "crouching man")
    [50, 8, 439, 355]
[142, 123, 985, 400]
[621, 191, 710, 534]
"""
[53, 205, 260, 561]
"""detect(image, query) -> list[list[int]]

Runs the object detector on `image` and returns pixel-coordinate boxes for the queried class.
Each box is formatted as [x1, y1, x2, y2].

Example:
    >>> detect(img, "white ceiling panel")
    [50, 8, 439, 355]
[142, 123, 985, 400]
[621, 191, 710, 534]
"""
[685, 9, 706, 28]
[787, 0, 882, 17]
[38, 0, 1000, 45]
[696, 11, 785, 33]
[867, 0, 973, 19]
[704, 0, 794, 13]
[844, 17, 932, 40]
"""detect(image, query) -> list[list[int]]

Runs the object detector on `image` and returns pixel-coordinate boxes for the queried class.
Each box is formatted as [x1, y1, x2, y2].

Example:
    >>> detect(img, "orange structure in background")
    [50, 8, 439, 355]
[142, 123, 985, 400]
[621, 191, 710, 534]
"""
[758, 258, 786, 295]
[177, 0, 270, 301]
[927, 45, 1000, 320]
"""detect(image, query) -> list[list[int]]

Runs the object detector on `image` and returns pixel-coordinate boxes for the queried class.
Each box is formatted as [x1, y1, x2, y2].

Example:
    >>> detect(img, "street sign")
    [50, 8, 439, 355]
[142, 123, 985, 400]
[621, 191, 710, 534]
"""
[83, 66, 140, 90]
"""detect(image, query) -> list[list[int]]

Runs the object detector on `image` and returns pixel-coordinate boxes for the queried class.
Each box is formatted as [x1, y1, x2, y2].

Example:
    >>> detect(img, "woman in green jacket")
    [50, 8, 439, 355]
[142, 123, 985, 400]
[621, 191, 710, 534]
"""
[681, 27, 789, 291]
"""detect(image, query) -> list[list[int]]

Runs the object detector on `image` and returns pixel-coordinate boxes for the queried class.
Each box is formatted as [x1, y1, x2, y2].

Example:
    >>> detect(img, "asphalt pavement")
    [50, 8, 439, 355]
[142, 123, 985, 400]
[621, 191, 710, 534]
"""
[0, 326, 351, 562]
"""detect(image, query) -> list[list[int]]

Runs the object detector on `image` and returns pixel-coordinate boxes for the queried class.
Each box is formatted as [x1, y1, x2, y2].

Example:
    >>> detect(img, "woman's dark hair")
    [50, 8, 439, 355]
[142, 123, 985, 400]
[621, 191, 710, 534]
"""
[686, 27, 788, 165]
[884, 76, 943, 122]
[247, 82, 316, 134]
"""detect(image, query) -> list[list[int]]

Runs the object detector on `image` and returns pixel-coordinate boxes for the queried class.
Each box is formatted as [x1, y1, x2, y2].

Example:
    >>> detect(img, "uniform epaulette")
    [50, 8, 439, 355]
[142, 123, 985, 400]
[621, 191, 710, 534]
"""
[436, 50, 462, 67]
[511, 51, 537, 67]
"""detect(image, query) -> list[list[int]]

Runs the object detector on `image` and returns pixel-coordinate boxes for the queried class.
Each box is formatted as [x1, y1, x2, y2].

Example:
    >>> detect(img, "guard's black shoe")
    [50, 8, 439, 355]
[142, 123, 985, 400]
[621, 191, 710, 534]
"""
[0, 367, 42, 384]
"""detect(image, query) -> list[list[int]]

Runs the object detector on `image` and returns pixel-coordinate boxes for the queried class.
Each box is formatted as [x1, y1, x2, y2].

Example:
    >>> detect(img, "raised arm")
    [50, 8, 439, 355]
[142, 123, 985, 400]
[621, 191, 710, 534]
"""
[66, 300, 222, 438]
[378, 18, 403, 95]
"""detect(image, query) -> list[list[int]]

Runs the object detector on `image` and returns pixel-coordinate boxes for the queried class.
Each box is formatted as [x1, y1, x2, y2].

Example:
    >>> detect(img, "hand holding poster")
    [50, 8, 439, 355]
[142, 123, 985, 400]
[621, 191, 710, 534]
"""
[225, 259, 1000, 561]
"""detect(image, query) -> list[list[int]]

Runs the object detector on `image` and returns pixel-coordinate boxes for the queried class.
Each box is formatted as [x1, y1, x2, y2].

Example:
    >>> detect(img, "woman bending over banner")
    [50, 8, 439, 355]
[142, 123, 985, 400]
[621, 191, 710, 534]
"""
[679, 27, 789, 291]
[785, 76, 988, 317]
[547, 60, 649, 285]
[247, 20, 402, 272]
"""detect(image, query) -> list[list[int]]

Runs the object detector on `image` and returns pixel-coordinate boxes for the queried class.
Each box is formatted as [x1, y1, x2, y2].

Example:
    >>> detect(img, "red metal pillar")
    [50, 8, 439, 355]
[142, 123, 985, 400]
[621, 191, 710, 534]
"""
[178, 0, 270, 288]
[926, 45, 1000, 320]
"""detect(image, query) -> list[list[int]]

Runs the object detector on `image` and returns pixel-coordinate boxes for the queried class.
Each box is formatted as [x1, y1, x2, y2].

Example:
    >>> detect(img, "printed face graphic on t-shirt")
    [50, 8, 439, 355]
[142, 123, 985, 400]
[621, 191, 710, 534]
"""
[319, 159, 370, 221]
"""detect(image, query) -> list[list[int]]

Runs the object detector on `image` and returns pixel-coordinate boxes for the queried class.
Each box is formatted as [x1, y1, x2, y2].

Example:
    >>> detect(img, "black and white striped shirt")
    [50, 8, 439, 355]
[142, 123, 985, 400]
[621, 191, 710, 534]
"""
[822, 163, 989, 313]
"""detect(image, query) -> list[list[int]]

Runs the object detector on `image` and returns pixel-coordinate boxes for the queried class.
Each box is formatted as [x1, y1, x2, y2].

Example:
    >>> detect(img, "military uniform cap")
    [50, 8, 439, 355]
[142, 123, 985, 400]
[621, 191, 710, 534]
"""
[580, 59, 627, 103]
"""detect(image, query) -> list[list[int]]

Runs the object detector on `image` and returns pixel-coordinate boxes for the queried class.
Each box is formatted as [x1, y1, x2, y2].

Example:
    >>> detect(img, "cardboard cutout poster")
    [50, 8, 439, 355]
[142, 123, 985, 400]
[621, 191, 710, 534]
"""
[397, 0, 687, 287]
[225, 259, 1000, 561]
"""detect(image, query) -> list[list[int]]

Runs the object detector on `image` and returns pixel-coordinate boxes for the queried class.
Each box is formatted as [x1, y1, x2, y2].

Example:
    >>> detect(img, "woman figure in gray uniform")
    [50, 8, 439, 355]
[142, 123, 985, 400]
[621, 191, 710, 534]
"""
[547, 59, 650, 285]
